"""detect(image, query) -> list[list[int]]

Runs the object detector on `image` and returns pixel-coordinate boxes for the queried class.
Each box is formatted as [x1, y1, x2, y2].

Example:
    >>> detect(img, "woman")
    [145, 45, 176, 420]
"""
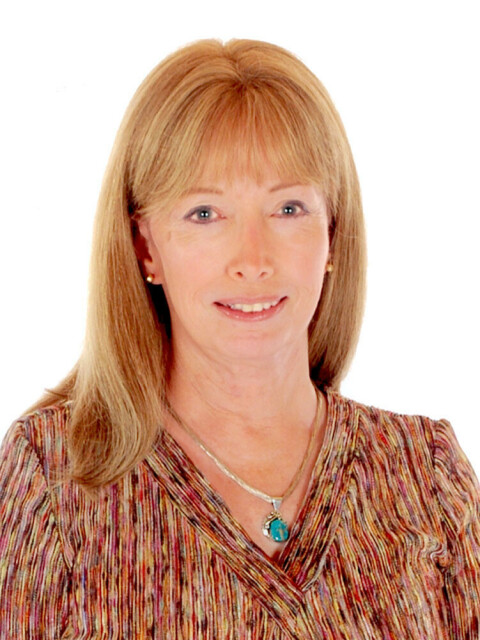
[1, 39, 479, 639]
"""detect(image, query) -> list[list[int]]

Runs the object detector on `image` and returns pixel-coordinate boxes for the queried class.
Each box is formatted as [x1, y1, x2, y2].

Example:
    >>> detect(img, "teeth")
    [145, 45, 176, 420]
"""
[227, 300, 279, 312]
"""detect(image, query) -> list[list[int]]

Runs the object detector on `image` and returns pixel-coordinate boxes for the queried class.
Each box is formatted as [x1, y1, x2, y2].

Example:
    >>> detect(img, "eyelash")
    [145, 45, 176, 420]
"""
[185, 200, 309, 224]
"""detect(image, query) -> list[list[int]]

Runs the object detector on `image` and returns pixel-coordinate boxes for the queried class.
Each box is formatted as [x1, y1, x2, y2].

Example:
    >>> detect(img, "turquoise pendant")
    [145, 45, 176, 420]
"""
[262, 508, 289, 542]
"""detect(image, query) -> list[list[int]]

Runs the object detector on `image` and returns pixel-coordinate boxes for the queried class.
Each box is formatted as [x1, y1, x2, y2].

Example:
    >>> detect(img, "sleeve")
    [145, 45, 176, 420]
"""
[433, 419, 480, 638]
[0, 421, 70, 639]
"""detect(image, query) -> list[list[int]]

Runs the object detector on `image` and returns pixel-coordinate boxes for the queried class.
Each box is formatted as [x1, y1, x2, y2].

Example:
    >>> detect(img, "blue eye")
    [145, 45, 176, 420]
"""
[187, 206, 217, 223]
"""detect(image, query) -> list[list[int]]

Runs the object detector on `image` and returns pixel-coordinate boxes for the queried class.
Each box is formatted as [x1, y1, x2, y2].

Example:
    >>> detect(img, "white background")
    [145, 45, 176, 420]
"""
[1, 1, 479, 473]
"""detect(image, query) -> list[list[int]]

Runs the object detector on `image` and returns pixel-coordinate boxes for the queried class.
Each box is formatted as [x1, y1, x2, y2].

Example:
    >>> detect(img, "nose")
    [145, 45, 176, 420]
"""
[226, 218, 274, 282]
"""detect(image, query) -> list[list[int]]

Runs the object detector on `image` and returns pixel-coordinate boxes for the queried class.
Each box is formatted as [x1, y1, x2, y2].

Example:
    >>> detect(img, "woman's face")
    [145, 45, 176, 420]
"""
[136, 171, 331, 366]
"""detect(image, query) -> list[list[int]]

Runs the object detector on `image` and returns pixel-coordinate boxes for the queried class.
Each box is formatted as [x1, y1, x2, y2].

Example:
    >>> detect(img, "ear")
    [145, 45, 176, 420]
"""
[133, 218, 162, 284]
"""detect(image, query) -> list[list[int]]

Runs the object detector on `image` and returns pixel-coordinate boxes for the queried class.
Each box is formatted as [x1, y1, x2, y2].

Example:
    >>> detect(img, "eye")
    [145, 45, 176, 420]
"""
[185, 206, 219, 224]
[276, 201, 309, 217]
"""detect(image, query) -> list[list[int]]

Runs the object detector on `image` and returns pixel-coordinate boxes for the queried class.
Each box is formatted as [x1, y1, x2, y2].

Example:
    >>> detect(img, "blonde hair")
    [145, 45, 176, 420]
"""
[32, 39, 366, 491]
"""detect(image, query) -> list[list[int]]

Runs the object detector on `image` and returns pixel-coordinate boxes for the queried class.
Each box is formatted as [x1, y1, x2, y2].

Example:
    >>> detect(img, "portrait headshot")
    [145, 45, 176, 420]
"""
[1, 1, 479, 638]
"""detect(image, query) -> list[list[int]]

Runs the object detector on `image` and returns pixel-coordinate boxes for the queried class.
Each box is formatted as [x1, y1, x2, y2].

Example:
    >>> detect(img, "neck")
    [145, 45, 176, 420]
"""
[166, 339, 318, 438]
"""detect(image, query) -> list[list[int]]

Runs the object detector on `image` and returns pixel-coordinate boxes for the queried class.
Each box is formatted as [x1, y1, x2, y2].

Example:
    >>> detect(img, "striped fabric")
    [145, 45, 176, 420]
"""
[1, 389, 479, 639]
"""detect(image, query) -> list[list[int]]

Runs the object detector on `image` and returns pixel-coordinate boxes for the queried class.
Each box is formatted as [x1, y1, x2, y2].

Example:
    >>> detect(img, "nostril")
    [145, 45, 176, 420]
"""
[229, 266, 272, 281]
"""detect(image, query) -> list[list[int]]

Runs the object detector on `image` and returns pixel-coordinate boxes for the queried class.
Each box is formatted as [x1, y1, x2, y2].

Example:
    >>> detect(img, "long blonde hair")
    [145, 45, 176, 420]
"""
[32, 39, 366, 491]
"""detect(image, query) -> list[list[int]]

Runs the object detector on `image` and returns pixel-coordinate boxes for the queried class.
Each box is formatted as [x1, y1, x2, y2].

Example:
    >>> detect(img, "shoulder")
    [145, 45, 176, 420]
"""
[328, 389, 479, 496]
[1, 403, 71, 485]
[326, 388, 450, 473]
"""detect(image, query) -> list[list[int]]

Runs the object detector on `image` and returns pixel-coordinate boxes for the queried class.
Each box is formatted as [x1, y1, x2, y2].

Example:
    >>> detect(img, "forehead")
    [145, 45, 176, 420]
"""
[187, 165, 308, 192]
[184, 140, 322, 196]
[181, 179, 319, 202]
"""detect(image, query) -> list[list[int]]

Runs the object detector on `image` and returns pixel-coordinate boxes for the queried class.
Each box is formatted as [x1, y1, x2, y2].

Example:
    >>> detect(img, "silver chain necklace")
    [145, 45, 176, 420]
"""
[166, 389, 323, 543]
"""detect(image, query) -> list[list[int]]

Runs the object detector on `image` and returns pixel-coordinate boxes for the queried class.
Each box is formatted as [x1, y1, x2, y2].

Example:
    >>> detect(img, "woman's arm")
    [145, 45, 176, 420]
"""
[433, 418, 480, 638]
[0, 422, 70, 638]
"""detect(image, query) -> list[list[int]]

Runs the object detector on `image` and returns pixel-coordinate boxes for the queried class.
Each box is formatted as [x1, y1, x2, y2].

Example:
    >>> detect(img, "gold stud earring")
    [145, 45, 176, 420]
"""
[146, 274, 154, 284]
[325, 263, 334, 273]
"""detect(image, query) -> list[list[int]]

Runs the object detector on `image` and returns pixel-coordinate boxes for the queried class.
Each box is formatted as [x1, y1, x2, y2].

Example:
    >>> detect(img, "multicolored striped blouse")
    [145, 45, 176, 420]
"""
[1, 389, 479, 639]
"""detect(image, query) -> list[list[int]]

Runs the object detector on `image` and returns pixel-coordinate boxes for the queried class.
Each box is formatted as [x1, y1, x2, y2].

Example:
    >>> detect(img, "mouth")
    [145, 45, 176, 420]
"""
[214, 296, 287, 320]
[222, 300, 281, 313]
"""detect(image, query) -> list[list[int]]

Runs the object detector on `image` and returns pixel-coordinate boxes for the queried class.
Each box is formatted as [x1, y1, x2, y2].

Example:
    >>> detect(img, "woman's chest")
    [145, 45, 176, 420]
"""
[64, 464, 451, 640]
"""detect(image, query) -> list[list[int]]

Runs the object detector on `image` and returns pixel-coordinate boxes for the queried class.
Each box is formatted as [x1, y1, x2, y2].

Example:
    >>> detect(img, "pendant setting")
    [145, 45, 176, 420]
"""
[262, 500, 289, 542]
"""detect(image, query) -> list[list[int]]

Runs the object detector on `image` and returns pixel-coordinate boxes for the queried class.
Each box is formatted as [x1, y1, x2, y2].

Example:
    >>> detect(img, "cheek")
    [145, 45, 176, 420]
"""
[291, 231, 329, 275]
[158, 246, 218, 305]
[296, 240, 330, 306]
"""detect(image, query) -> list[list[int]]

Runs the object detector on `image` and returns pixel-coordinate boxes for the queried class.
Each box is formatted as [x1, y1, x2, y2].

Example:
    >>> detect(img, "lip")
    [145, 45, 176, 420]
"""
[214, 296, 287, 321]
[215, 295, 284, 306]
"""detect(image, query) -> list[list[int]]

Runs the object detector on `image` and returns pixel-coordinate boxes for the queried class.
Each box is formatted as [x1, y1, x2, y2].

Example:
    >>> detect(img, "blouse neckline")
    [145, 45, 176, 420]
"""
[145, 388, 359, 629]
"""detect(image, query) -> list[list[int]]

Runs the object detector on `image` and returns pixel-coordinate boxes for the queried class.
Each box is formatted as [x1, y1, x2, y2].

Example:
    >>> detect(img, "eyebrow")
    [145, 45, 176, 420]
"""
[269, 182, 305, 192]
[184, 186, 223, 195]
[185, 182, 305, 196]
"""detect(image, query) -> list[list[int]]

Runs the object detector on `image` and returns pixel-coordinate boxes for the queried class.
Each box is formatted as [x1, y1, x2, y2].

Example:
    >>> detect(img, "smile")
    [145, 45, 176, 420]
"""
[214, 297, 287, 321]
[225, 300, 281, 313]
